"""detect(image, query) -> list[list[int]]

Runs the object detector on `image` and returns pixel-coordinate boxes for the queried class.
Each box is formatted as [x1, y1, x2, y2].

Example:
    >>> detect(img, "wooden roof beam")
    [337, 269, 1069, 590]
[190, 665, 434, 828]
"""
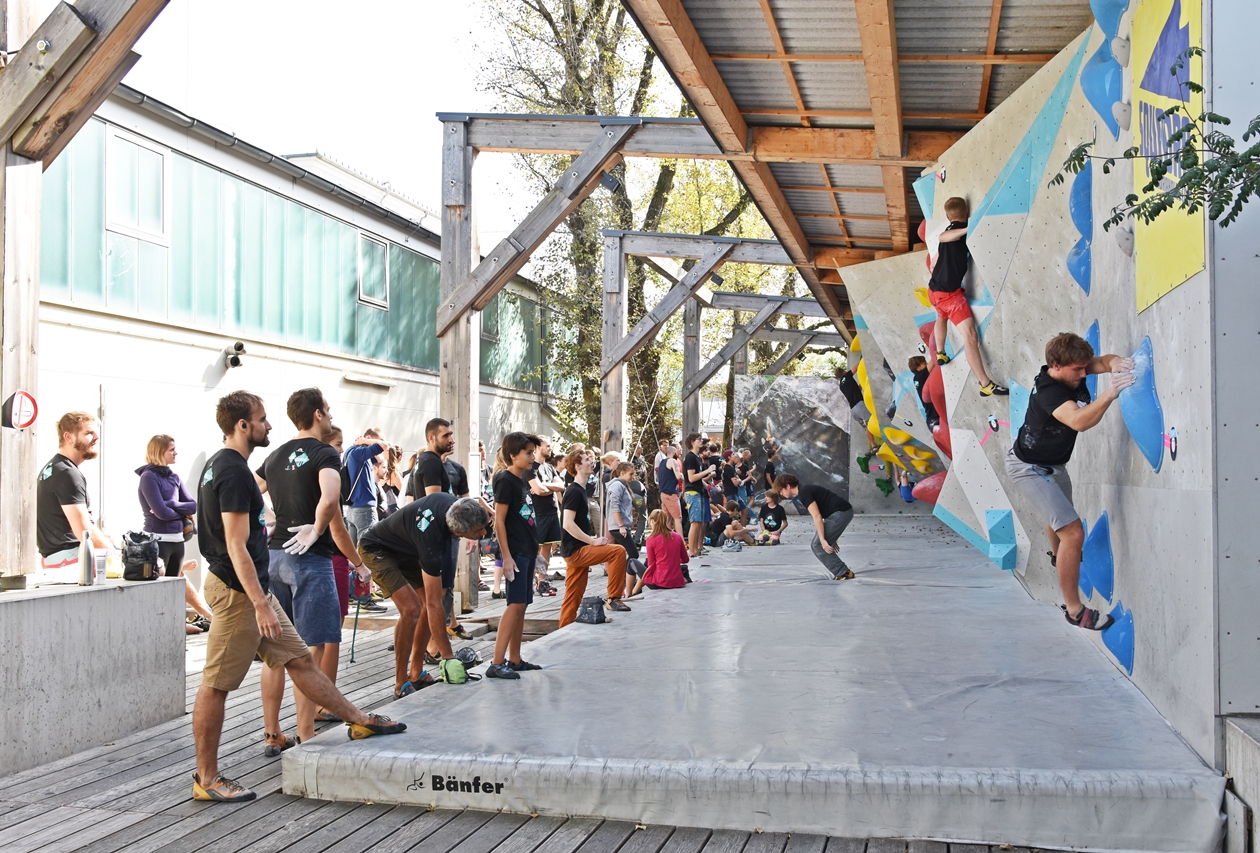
[855, 0, 911, 252]
[978, 0, 1007, 114]
[748, 127, 961, 166]
[709, 52, 1053, 64]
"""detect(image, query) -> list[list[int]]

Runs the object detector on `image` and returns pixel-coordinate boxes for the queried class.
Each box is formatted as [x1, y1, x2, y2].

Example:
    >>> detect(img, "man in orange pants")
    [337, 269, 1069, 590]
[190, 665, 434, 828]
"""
[557, 447, 628, 626]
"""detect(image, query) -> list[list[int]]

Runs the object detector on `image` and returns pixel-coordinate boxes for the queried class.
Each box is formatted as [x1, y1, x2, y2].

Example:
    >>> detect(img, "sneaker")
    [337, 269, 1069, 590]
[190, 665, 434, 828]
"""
[979, 381, 1009, 397]
[491, 591, 506, 600]
[607, 598, 631, 612]
[192, 772, 256, 802]
[448, 625, 472, 640]
[508, 659, 542, 671]
[486, 662, 520, 680]
[362, 600, 388, 613]
[832, 569, 856, 580]
[477, 581, 490, 591]
[424, 651, 440, 665]
[1063, 604, 1114, 631]
[936, 352, 951, 365]
[346, 714, 407, 740]
[262, 732, 294, 757]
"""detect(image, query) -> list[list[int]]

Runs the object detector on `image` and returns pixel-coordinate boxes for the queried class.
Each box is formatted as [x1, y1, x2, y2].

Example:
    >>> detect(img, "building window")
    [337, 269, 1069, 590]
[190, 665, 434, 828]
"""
[105, 128, 169, 246]
[358, 233, 388, 307]
[481, 292, 500, 341]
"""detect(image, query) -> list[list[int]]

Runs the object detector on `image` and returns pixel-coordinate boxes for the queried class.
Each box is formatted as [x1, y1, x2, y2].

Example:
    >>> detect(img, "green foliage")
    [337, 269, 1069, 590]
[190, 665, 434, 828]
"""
[1050, 48, 1260, 229]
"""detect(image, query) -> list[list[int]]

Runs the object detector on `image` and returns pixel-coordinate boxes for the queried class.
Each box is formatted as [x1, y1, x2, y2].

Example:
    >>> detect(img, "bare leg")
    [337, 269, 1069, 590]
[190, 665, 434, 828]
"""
[284, 653, 370, 725]
[193, 684, 229, 783]
[422, 572, 454, 660]
[260, 662, 285, 736]
[1046, 523, 1061, 560]
[494, 603, 526, 665]
[688, 521, 705, 557]
[933, 315, 948, 360]
[293, 644, 325, 742]
[181, 561, 213, 621]
[320, 641, 340, 686]
[409, 608, 430, 683]
[389, 586, 422, 692]
[1053, 519, 1086, 614]
[956, 317, 993, 387]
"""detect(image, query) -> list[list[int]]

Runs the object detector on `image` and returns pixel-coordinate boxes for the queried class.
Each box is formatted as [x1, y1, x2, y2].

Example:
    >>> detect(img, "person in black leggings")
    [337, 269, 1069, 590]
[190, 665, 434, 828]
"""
[137, 434, 213, 631]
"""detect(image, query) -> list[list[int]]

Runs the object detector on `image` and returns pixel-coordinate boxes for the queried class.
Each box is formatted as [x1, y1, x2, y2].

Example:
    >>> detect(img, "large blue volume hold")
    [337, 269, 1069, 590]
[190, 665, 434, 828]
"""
[1118, 336, 1165, 472]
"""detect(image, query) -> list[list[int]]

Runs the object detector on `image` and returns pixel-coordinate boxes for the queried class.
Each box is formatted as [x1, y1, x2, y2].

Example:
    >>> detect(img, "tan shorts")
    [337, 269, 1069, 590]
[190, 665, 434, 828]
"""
[660, 492, 682, 520]
[202, 573, 309, 692]
[359, 543, 424, 599]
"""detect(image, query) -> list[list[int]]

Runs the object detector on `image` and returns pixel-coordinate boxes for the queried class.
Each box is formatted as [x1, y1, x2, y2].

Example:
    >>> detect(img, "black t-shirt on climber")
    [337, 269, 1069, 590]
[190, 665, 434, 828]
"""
[1014, 365, 1092, 467]
[929, 220, 970, 293]
[797, 483, 851, 518]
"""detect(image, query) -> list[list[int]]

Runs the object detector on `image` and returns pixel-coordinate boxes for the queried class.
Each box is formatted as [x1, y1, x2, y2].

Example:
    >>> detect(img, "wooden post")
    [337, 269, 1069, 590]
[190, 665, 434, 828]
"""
[683, 299, 701, 434]
[766, 332, 817, 375]
[439, 120, 480, 612]
[0, 0, 44, 588]
[733, 343, 748, 375]
[601, 234, 627, 457]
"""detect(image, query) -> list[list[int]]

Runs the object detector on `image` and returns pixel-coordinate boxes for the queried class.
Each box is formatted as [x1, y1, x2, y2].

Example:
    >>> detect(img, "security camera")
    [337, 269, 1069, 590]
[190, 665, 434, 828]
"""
[223, 341, 246, 368]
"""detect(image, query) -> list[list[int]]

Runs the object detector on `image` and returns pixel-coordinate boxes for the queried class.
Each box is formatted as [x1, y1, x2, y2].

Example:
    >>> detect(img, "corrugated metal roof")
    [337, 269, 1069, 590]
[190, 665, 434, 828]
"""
[772, 0, 863, 54]
[792, 62, 871, 111]
[782, 190, 842, 215]
[824, 164, 884, 188]
[844, 220, 893, 239]
[900, 63, 984, 113]
[837, 193, 889, 217]
[687, 0, 778, 53]
[893, 0, 993, 54]
[769, 162, 828, 187]
[714, 60, 798, 111]
[986, 64, 1041, 110]
[996, 0, 1095, 52]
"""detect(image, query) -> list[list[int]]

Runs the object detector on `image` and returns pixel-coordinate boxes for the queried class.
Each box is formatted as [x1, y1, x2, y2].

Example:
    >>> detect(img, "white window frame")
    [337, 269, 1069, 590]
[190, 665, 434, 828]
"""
[481, 292, 500, 341]
[357, 233, 390, 308]
[104, 125, 172, 247]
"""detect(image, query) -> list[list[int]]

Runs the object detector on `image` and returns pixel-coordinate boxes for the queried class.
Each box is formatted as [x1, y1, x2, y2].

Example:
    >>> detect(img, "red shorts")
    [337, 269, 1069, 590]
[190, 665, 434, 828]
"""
[929, 288, 973, 325]
[660, 492, 682, 520]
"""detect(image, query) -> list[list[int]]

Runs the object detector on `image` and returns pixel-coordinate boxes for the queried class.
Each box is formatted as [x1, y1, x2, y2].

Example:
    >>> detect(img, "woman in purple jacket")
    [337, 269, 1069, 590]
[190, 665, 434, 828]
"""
[137, 434, 197, 576]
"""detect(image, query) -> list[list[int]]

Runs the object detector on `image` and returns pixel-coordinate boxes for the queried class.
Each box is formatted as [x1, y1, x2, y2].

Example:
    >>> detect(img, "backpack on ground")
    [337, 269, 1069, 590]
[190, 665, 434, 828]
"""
[439, 657, 479, 683]
[121, 531, 160, 580]
[723, 539, 743, 553]
[576, 595, 607, 624]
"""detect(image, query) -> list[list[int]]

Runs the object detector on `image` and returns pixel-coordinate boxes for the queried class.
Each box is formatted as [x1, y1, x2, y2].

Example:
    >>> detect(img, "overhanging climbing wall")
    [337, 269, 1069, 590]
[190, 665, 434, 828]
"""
[840, 1, 1217, 761]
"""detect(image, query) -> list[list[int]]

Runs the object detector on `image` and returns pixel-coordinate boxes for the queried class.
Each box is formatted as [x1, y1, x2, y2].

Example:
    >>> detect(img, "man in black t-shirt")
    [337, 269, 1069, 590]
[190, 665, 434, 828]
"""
[774, 473, 855, 579]
[681, 432, 716, 557]
[488, 432, 542, 679]
[528, 437, 564, 592]
[255, 388, 365, 747]
[193, 391, 404, 804]
[1007, 333, 1135, 631]
[763, 446, 780, 494]
[36, 412, 116, 578]
[928, 197, 1007, 397]
[407, 417, 454, 500]
[557, 447, 629, 627]
[359, 493, 491, 694]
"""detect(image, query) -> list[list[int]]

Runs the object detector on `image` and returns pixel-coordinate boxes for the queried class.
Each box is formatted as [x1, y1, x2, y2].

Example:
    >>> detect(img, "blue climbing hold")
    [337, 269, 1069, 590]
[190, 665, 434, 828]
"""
[1080, 40, 1124, 139]
[1084, 321, 1100, 399]
[1069, 160, 1093, 237]
[1091, 0, 1129, 40]
[1067, 238, 1092, 294]
[1079, 511, 1115, 602]
[1008, 380, 1030, 448]
[912, 173, 936, 220]
[1102, 603, 1135, 674]
[1118, 336, 1165, 472]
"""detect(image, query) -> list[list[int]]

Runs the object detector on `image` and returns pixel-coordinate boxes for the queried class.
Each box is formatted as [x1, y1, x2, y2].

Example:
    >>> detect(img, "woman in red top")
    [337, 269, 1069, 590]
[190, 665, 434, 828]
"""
[642, 509, 689, 590]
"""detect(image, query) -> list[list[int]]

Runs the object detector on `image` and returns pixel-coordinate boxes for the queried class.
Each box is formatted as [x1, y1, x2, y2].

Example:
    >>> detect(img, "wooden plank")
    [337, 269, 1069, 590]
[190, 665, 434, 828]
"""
[743, 833, 788, 853]
[906, 843, 947, 853]
[74, 790, 294, 853]
[2, 805, 91, 845]
[602, 234, 628, 453]
[407, 808, 498, 853]
[232, 800, 359, 853]
[7, 807, 131, 853]
[601, 240, 734, 375]
[262, 803, 396, 853]
[701, 829, 750, 853]
[435, 122, 637, 335]
[13, 0, 169, 160]
[320, 806, 457, 853]
[619, 232, 790, 265]
[749, 326, 846, 347]
[619, 824, 678, 853]
[945, 846, 988, 853]
[481, 814, 568, 853]
[977, 0, 1007, 113]
[708, 291, 828, 318]
[0, 2, 96, 145]
[766, 333, 817, 374]
[659, 827, 712, 853]
[38, 47, 138, 167]
[682, 301, 781, 400]
[70, 812, 184, 853]
[0, 802, 57, 833]
[682, 299, 701, 434]
[824, 839, 866, 853]
[813, 247, 878, 267]
[785, 834, 828, 853]
[531, 817, 605, 853]
[28, 809, 156, 853]
[468, 119, 722, 160]
[621, 0, 747, 153]
[159, 795, 325, 853]
[446, 812, 531, 853]
[882, 165, 910, 252]
[748, 128, 960, 167]
[576, 820, 639, 853]
[865, 841, 907, 853]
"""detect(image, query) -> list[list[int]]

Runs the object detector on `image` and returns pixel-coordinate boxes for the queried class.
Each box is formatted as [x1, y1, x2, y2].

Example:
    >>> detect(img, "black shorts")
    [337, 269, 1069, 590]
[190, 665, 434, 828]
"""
[610, 528, 639, 560]
[442, 538, 458, 588]
[506, 552, 536, 605]
[534, 514, 562, 545]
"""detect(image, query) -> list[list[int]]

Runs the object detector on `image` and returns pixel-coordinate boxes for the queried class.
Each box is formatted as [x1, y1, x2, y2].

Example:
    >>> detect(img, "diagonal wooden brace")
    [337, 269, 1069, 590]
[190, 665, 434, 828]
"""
[766, 331, 819, 374]
[681, 301, 781, 400]
[435, 121, 640, 336]
[600, 240, 734, 377]
[0, 2, 97, 147]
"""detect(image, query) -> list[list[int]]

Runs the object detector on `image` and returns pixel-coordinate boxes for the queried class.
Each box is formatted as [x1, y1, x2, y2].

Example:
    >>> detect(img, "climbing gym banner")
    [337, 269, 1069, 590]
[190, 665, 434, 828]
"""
[1132, 0, 1205, 312]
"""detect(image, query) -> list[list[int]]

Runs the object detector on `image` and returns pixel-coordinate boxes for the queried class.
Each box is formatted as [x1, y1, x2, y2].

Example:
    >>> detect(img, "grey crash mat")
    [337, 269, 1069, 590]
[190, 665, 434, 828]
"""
[284, 517, 1223, 853]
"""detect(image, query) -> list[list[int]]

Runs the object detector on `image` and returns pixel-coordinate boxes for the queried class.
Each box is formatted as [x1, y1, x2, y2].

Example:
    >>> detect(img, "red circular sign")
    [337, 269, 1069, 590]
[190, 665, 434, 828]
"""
[10, 390, 37, 429]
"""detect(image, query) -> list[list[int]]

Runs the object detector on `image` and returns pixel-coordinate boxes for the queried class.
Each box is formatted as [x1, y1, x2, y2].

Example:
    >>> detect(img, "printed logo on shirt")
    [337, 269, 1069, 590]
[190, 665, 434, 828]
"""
[417, 508, 435, 532]
[202, 467, 214, 485]
[40, 464, 52, 481]
[287, 449, 310, 470]
[520, 493, 535, 526]
[258, 508, 267, 525]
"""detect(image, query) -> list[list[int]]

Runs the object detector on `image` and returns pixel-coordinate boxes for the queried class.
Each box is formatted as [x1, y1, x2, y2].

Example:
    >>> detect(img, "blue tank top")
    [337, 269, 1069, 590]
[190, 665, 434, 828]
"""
[657, 458, 679, 494]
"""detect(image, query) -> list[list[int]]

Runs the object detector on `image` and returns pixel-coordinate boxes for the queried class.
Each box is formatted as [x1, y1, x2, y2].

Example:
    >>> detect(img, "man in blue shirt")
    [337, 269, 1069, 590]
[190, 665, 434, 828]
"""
[342, 428, 387, 545]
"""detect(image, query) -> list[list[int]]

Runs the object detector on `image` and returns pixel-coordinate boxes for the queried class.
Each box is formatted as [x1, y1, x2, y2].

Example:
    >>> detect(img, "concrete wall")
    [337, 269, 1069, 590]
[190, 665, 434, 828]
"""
[0, 578, 185, 775]
[839, 4, 1226, 762]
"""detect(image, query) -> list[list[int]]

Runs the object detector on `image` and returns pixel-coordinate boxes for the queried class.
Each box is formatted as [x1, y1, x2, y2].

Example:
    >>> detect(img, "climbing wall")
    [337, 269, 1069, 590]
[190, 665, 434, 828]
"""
[838, 2, 1217, 760]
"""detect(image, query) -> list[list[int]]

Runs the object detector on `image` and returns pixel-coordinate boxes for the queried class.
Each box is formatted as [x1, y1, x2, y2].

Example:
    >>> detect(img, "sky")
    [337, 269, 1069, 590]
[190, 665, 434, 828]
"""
[115, 0, 532, 245]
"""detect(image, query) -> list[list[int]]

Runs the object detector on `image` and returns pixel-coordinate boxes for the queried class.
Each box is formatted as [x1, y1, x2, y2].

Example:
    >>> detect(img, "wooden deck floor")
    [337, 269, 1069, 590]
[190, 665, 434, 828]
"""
[0, 583, 1055, 853]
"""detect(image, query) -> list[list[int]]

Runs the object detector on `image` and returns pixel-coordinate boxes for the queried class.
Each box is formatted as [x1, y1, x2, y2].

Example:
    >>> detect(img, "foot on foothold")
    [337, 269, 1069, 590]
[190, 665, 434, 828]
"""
[193, 772, 256, 802]
[936, 352, 951, 366]
[1063, 604, 1114, 631]
[832, 569, 856, 580]
[486, 663, 520, 680]
[346, 714, 407, 740]
[979, 381, 1009, 396]
[262, 732, 295, 757]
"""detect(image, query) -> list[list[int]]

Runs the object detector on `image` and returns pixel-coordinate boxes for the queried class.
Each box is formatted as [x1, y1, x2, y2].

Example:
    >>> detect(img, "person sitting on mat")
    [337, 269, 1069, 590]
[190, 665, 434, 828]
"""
[773, 474, 855, 580]
[357, 493, 491, 694]
[723, 501, 758, 547]
[757, 490, 788, 545]
[642, 509, 688, 589]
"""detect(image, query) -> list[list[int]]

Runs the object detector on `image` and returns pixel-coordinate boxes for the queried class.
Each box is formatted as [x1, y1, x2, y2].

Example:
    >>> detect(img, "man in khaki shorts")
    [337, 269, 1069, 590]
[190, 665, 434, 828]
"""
[192, 391, 406, 803]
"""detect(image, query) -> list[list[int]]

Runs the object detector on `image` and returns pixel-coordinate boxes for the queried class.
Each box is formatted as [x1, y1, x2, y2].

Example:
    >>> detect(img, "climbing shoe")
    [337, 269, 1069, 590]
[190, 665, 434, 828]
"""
[192, 772, 256, 802]
[346, 714, 407, 740]
[832, 569, 856, 580]
[486, 663, 520, 680]
[508, 659, 542, 672]
[262, 732, 294, 758]
[936, 352, 951, 365]
[1063, 604, 1114, 631]
[979, 381, 1009, 396]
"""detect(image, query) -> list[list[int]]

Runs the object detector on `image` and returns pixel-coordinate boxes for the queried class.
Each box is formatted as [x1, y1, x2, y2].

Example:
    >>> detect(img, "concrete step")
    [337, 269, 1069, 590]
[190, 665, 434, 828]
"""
[1226, 717, 1260, 853]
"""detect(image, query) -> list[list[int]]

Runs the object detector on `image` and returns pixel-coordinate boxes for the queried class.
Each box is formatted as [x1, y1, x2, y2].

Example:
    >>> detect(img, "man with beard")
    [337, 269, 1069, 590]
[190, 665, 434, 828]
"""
[408, 418, 454, 498]
[1007, 333, 1135, 631]
[255, 388, 366, 751]
[192, 391, 404, 803]
[37, 412, 117, 580]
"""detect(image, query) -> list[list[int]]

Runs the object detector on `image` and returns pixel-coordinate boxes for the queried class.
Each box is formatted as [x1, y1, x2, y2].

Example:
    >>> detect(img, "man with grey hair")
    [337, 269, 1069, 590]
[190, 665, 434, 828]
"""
[358, 492, 492, 693]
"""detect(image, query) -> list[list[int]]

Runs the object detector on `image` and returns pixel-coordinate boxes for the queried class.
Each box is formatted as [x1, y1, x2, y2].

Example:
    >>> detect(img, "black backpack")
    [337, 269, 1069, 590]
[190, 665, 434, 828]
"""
[121, 531, 160, 581]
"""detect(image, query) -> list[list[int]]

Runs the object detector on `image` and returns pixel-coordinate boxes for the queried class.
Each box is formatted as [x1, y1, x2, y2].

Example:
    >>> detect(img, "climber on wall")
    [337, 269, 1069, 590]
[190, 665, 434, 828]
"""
[1006, 332, 1135, 631]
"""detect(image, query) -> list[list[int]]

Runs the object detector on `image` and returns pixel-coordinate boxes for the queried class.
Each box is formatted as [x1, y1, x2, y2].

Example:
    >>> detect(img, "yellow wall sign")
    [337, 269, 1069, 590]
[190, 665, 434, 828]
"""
[1131, 0, 1205, 312]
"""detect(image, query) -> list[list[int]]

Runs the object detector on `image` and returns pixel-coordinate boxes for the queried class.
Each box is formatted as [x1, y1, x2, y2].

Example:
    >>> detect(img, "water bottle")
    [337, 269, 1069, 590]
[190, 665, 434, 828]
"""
[78, 533, 95, 586]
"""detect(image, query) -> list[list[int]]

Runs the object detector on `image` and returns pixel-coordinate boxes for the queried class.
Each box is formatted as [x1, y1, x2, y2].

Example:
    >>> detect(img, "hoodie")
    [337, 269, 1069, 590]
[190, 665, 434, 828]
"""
[136, 464, 197, 536]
